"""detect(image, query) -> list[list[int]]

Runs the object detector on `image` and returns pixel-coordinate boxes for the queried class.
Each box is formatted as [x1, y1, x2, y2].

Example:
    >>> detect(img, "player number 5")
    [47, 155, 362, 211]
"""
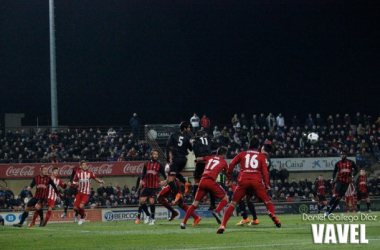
[245, 154, 258, 169]
[178, 136, 184, 146]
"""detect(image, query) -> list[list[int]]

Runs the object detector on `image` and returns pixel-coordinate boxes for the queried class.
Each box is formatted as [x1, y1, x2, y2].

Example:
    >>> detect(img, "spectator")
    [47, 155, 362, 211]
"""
[213, 126, 221, 138]
[19, 186, 32, 199]
[306, 113, 314, 127]
[130, 113, 141, 141]
[250, 114, 258, 128]
[105, 183, 115, 196]
[266, 113, 276, 131]
[258, 113, 266, 128]
[201, 115, 211, 132]
[292, 115, 300, 127]
[240, 113, 249, 128]
[280, 165, 289, 183]
[270, 165, 279, 181]
[97, 184, 106, 196]
[276, 113, 285, 129]
[231, 114, 240, 131]
[189, 113, 200, 133]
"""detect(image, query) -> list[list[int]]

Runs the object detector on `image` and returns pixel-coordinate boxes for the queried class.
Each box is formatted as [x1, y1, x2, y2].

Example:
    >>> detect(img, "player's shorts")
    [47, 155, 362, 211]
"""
[334, 181, 349, 197]
[168, 158, 188, 176]
[194, 178, 226, 202]
[357, 191, 369, 200]
[232, 179, 270, 203]
[345, 196, 355, 203]
[317, 195, 326, 202]
[158, 180, 181, 199]
[47, 199, 56, 208]
[27, 198, 47, 208]
[67, 186, 78, 197]
[73, 192, 90, 207]
[140, 188, 159, 198]
[193, 162, 206, 180]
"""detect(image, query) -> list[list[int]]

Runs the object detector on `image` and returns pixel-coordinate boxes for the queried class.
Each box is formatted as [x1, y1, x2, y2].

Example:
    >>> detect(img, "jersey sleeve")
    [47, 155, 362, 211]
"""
[158, 163, 167, 180]
[30, 177, 37, 188]
[227, 153, 241, 181]
[261, 155, 269, 187]
[49, 177, 59, 194]
[90, 172, 97, 179]
[141, 163, 147, 180]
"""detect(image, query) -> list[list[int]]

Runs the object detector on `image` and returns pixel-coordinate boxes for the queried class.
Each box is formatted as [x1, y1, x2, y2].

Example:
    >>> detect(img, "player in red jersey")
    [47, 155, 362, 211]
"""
[325, 150, 358, 218]
[13, 166, 59, 227]
[29, 167, 67, 227]
[180, 146, 229, 229]
[345, 181, 356, 213]
[139, 150, 167, 225]
[217, 138, 281, 234]
[62, 162, 82, 221]
[72, 160, 104, 225]
[315, 175, 328, 213]
[356, 170, 371, 212]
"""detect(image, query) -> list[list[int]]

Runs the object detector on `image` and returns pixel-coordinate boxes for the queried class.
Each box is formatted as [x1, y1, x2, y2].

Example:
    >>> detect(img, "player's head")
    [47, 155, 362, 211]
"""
[360, 169, 366, 176]
[150, 150, 159, 161]
[217, 146, 228, 158]
[340, 150, 347, 160]
[261, 139, 273, 154]
[248, 137, 260, 150]
[179, 121, 191, 133]
[40, 166, 48, 176]
[80, 160, 88, 171]
[318, 175, 323, 181]
[52, 167, 59, 177]
[196, 130, 205, 137]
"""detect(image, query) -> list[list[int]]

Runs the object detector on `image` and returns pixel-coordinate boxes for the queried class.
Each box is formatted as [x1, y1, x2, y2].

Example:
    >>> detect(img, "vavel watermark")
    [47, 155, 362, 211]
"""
[302, 213, 376, 244]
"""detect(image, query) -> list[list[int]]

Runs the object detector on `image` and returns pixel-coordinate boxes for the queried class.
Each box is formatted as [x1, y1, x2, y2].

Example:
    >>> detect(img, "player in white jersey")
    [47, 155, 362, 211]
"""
[29, 167, 67, 227]
[345, 181, 356, 213]
[72, 160, 104, 225]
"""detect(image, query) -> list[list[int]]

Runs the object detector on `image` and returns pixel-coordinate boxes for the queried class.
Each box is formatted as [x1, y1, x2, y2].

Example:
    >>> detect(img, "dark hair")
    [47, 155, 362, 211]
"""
[249, 137, 260, 150]
[263, 144, 272, 153]
[217, 146, 228, 156]
[179, 121, 190, 131]
[80, 160, 87, 166]
[196, 130, 205, 136]
[150, 149, 159, 155]
[52, 167, 58, 171]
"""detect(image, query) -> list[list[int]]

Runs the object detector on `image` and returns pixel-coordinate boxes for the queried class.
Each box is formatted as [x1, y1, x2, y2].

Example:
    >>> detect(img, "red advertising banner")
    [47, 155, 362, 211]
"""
[34, 210, 102, 223]
[0, 161, 145, 179]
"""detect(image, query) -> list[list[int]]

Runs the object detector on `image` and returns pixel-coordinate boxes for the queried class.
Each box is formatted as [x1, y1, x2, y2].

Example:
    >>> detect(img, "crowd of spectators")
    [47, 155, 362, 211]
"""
[0, 112, 379, 164]
[0, 127, 152, 164]
[207, 112, 380, 167]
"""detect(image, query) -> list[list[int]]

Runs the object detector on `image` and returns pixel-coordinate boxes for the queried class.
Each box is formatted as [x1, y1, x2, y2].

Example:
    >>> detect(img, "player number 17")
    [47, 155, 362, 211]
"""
[206, 159, 220, 170]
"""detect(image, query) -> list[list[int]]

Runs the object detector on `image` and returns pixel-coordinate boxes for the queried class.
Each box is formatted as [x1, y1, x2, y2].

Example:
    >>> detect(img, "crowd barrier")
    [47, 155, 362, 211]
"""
[2, 199, 378, 225]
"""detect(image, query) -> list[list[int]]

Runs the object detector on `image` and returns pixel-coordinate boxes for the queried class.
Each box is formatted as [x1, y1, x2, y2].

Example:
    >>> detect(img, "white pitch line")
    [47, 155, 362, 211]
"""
[180, 242, 311, 250]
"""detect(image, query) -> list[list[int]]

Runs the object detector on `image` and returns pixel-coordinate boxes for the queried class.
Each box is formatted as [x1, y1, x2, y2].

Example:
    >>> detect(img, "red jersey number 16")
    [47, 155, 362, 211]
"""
[245, 154, 258, 169]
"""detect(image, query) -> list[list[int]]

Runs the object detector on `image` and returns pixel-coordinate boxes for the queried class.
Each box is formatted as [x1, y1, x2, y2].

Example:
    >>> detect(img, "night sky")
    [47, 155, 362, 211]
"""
[1, 1, 380, 127]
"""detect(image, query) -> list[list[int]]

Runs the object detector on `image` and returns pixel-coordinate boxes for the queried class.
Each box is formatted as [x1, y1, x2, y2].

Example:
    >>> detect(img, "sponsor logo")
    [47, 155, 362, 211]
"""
[5, 214, 17, 222]
[6, 166, 35, 177]
[123, 163, 144, 174]
[104, 211, 138, 221]
[299, 204, 308, 213]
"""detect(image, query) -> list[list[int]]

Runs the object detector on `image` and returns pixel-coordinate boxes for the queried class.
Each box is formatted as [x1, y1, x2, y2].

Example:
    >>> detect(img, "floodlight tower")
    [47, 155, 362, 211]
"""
[49, 0, 58, 129]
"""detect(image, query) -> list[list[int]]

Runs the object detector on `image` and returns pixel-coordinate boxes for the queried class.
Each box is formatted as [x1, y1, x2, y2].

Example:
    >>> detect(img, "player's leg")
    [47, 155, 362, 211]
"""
[253, 181, 280, 227]
[345, 196, 350, 213]
[365, 196, 371, 212]
[246, 196, 258, 225]
[139, 188, 151, 223]
[42, 199, 55, 226]
[325, 182, 343, 216]
[209, 181, 228, 224]
[318, 196, 326, 212]
[62, 186, 74, 218]
[218, 182, 248, 234]
[149, 195, 156, 225]
[181, 182, 207, 228]
[13, 198, 36, 227]
[157, 186, 178, 220]
[236, 198, 249, 225]
[356, 191, 362, 212]
[30, 209, 39, 227]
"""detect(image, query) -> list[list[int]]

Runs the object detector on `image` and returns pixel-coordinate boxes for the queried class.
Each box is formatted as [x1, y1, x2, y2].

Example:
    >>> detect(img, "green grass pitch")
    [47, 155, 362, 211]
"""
[1, 212, 379, 249]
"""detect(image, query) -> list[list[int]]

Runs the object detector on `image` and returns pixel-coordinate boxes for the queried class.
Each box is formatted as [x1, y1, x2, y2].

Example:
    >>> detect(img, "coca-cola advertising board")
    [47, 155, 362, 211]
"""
[0, 161, 145, 179]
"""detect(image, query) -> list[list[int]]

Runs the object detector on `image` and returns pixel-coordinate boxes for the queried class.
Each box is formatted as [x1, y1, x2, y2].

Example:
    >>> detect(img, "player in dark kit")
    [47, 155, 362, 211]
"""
[13, 166, 59, 227]
[166, 121, 193, 205]
[315, 175, 328, 213]
[191, 130, 215, 209]
[324, 150, 359, 218]
[139, 150, 167, 225]
[61, 163, 81, 222]
[356, 170, 371, 212]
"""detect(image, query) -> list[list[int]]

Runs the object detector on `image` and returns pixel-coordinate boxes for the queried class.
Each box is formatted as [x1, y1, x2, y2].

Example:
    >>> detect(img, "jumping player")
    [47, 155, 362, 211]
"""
[13, 166, 59, 227]
[166, 121, 193, 205]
